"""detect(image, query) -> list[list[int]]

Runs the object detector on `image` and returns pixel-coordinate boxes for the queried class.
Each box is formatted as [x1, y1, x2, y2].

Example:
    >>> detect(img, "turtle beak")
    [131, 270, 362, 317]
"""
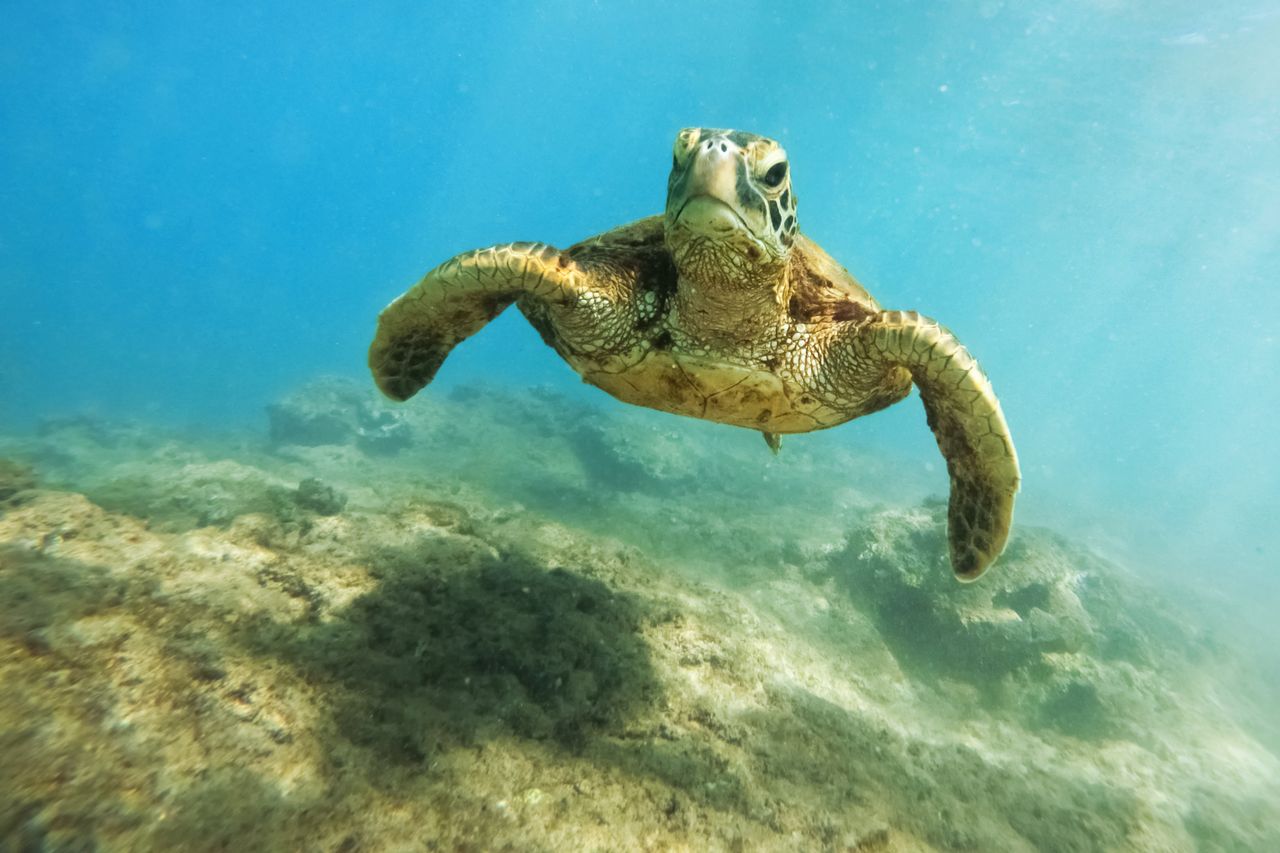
[683, 135, 742, 211]
[674, 135, 750, 234]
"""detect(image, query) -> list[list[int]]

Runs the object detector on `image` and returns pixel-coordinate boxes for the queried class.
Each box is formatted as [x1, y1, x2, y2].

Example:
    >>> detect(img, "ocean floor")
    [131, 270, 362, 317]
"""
[2, 378, 1278, 851]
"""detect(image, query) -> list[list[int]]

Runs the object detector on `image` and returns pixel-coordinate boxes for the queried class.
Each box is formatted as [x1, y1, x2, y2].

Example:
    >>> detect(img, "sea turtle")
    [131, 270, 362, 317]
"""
[369, 128, 1020, 580]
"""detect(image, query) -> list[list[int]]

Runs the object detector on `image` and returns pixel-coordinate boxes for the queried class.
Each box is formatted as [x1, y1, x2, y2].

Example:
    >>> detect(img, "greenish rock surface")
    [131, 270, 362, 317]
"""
[1, 379, 1276, 851]
[0, 458, 36, 503]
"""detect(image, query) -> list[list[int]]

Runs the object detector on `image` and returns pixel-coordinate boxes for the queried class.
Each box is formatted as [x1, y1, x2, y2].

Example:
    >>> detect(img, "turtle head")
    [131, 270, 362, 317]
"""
[665, 128, 798, 274]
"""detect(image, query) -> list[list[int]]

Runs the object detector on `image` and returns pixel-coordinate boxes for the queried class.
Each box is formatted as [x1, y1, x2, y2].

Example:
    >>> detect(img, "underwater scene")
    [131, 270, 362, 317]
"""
[2, 2, 1278, 851]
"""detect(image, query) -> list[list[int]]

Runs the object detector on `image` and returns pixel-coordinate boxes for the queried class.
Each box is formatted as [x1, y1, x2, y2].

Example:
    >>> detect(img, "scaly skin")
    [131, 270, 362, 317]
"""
[835, 310, 1020, 579]
[368, 242, 591, 402]
[369, 129, 1020, 579]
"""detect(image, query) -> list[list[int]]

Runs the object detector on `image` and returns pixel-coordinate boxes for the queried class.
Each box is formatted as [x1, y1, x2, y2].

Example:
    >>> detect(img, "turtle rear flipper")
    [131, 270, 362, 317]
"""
[369, 243, 586, 401]
[858, 311, 1021, 580]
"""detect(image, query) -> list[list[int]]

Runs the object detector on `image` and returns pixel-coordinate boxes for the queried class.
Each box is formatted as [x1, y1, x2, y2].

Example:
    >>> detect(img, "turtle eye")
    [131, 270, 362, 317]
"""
[672, 153, 679, 170]
[763, 161, 788, 189]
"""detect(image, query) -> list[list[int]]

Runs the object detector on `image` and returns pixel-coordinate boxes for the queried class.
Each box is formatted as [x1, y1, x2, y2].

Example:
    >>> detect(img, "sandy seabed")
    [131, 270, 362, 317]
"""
[2, 379, 1277, 852]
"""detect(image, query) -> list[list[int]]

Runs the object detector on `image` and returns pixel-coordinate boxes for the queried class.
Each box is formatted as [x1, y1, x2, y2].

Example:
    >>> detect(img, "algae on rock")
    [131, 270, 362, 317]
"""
[0, 459, 36, 503]
[1, 385, 1277, 852]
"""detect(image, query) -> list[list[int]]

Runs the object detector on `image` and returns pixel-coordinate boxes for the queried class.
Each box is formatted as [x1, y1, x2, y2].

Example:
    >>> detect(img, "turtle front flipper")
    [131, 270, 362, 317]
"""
[369, 243, 587, 401]
[857, 310, 1021, 580]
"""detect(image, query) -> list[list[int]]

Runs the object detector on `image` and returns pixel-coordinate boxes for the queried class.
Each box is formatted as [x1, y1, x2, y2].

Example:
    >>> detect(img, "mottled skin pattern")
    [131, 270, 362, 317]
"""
[369, 128, 1020, 580]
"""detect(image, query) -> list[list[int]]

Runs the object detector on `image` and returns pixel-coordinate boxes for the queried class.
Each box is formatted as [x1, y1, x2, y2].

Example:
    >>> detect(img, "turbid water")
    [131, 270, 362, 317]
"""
[2, 3, 1278, 850]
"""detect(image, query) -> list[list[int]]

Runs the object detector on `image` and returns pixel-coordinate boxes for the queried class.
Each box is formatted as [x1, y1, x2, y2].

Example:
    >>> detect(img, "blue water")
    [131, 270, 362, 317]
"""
[2, 2, 1277, 604]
